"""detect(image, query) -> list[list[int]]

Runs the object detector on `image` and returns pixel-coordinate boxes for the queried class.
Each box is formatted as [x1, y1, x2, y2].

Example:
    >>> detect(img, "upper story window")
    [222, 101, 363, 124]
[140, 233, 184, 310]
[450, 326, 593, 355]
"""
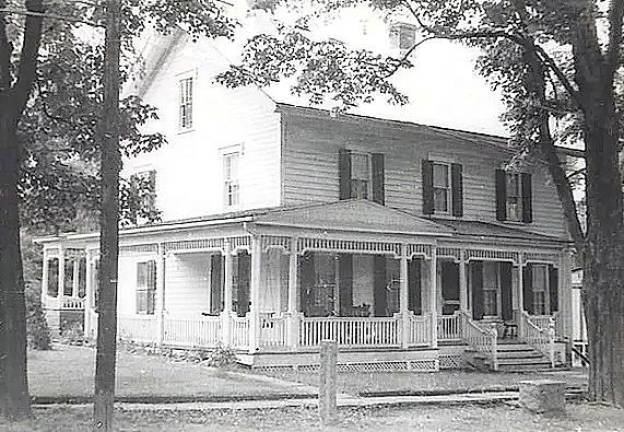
[432, 163, 450, 214]
[350, 152, 371, 199]
[338, 149, 385, 205]
[390, 23, 417, 53]
[422, 160, 463, 217]
[179, 76, 193, 130]
[495, 169, 532, 223]
[223, 152, 240, 208]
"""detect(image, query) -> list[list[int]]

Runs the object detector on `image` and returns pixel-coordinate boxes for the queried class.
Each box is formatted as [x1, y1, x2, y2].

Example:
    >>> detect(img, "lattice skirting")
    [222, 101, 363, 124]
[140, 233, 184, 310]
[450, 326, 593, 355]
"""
[253, 360, 438, 373]
[438, 354, 465, 370]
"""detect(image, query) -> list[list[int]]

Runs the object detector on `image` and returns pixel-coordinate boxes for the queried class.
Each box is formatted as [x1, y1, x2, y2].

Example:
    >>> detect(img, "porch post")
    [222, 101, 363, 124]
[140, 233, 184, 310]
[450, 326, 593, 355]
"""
[560, 248, 573, 342]
[71, 257, 80, 298]
[287, 236, 300, 349]
[459, 250, 468, 314]
[84, 250, 93, 338]
[41, 248, 49, 308]
[57, 245, 65, 305]
[430, 246, 438, 348]
[155, 243, 166, 346]
[221, 240, 234, 346]
[248, 236, 262, 353]
[517, 254, 524, 336]
[399, 245, 409, 349]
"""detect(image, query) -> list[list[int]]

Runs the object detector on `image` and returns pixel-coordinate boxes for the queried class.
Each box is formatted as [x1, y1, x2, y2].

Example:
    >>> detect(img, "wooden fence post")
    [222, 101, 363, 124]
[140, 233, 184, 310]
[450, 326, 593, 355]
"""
[319, 339, 338, 426]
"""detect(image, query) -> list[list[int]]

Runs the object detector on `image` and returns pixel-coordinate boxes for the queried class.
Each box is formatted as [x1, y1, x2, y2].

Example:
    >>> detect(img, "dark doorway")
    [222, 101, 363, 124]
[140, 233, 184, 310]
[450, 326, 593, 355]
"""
[441, 261, 460, 315]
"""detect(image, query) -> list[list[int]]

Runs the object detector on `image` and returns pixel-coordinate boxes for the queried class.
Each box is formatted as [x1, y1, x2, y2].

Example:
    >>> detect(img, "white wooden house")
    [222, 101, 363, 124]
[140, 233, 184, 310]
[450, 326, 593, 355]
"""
[37, 19, 574, 372]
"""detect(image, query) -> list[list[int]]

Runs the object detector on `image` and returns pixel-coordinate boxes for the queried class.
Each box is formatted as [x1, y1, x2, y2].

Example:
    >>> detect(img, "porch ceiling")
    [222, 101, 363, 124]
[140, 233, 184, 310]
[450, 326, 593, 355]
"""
[254, 199, 453, 236]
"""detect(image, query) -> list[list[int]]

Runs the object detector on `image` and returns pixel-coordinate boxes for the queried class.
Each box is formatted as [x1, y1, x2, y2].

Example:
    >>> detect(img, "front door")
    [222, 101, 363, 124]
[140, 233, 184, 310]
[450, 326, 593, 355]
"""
[441, 261, 460, 315]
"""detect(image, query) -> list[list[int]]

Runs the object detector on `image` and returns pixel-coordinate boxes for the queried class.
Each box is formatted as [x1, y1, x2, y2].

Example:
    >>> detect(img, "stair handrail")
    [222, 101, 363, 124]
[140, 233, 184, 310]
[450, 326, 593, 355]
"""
[520, 310, 556, 367]
[459, 311, 498, 371]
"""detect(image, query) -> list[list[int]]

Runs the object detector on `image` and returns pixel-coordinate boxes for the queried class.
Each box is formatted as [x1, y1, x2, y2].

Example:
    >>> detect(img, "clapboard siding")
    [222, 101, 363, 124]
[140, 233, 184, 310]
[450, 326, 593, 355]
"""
[124, 35, 282, 221]
[164, 253, 211, 315]
[282, 112, 568, 238]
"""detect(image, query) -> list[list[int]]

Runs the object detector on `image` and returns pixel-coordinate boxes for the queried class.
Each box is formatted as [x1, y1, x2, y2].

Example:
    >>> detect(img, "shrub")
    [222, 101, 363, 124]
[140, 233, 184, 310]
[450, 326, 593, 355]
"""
[202, 346, 238, 368]
[25, 281, 51, 350]
[60, 321, 86, 346]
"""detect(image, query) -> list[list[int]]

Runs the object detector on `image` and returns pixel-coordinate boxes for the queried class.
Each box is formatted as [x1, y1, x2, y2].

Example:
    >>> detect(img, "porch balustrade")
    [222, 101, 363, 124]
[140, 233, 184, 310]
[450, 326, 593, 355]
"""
[459, 311, 498, 370]
[118, 315, 158, 343]
[299, 316, 403, 348]
[408, 313, 431, 346]
[230, 315, 250, 350]
[162, 315, 222, 348]
[259, 314, 287, 348]
[528, 313, 563, 339]
[61, 297, 85, 310]
[437, 312, 462, 341]
[519, 311, 556, 367]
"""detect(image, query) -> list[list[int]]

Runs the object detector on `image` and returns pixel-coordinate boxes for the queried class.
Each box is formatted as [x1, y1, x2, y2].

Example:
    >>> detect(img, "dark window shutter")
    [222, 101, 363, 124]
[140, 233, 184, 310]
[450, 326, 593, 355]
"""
[408, 258, 422, 314]
[422, 160, 434, 215]
[237, 252, 251, 316]
[147, 260, 156, 315]
[298, 252, 315, 316]
[338, 149, 352, 200]
[136, 262, 147, 314]
[373, 255, 387, 317]
[338, 254, 353, 315]
[471, 261, 484, 320]
[210, 254, 224, 314]
[549, 265, 559, 313]
[521, 173, 533, 223]
[371, 153, 385, 205]
[500, 262, 513, 321]
[451, 163, 463, 217]
[495, 169, 507, 221]
[523, 265, 534, 314]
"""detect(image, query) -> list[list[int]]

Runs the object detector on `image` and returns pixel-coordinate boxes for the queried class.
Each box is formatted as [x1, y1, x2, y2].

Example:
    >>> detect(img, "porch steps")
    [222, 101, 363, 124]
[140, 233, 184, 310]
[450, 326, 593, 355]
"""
[466, 341, 555, 372]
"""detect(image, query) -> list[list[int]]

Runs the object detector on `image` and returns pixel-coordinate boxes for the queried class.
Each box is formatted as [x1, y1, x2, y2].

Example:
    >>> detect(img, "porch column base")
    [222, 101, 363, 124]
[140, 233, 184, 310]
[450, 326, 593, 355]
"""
[221, 311, 234, 347]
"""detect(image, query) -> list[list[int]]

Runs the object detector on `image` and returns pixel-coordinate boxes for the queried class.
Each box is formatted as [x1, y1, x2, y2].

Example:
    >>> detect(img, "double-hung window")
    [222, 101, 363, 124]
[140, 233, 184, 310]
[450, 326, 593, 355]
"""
[179, 77, 193, 130]
[531, 264, 548, 315]
[433, 163, 451, 214]
[482, 263, 498, 316]
[506, 173, 522, 222]
[136, 260, 156, 315]
[350, 152, 371, 199]
[223, 152, 240, 208]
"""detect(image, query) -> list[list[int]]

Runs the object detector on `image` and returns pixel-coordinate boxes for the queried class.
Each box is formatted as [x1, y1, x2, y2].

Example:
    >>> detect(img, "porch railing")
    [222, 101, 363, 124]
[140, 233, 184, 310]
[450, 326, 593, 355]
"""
[459, 311, 498, 371]
[259, 314, 287, 348]
[299, 316, 402, 348]
[408, 313, 431, 346]
[230, 315, 249, 350]
[118, 315, 158, 344]
[437, 312, 462, 341]
[527, 312, 563, 339]
[520, 311, 555, 367]
[61, 297, 85, 310]
[163, 315, 221, 348]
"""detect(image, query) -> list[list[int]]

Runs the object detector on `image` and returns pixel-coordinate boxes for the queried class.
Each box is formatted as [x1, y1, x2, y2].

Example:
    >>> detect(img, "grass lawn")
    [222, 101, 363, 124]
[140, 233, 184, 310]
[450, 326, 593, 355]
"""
[2, 403, 623, 432]
[259, 369, 588, 396]
[28, 345, 315, 400]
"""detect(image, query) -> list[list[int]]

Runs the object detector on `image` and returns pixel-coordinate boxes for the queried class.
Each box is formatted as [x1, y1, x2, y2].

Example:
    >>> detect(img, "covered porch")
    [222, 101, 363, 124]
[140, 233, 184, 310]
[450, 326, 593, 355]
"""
[37, 200, 572, 370]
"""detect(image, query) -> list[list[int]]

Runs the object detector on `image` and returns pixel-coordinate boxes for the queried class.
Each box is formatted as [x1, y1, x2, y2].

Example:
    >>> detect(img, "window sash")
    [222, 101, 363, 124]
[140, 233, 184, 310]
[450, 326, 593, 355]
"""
[223, 152, 240, 207]
[432, 163, 450, 213]
[532, 264, 549, 314]
[505, 173, 523, 221]
[136, 261, 156, 315]
[179, 78, 193, 129]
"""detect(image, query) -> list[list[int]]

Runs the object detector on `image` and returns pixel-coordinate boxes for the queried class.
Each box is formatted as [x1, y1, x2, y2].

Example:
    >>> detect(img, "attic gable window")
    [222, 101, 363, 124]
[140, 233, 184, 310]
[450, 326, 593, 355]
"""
[179, 76, 193, 130]
[390, 23, 417, 53]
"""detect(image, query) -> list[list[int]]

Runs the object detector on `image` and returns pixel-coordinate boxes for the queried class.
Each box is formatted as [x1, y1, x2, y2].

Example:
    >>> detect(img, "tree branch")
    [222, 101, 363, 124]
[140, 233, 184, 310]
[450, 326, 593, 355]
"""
[567, 166, 587, 179]
[13, 0, 46, 118]
[0, 1, 13, 91]
[0, 8, 102, 27]
[605, 0, 624, 79]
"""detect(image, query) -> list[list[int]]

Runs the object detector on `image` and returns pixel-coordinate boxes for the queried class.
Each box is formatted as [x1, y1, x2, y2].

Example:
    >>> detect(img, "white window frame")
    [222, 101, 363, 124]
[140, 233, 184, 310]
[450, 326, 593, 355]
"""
[506, 173, 523, 222]
[178, 76, 194, 131]
[432, 162, 452, 215]
[223, 151, 240, 208]
[350, 151, 372, 200]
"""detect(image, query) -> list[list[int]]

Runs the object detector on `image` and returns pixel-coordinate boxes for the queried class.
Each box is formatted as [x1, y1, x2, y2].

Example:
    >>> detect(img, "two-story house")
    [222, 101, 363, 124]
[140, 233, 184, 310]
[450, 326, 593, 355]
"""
[36, 16, 573, 372]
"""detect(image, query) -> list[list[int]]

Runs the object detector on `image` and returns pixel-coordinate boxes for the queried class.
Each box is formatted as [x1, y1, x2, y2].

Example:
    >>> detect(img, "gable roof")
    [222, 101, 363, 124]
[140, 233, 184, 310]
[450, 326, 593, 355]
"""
[255, 199, 453, 236]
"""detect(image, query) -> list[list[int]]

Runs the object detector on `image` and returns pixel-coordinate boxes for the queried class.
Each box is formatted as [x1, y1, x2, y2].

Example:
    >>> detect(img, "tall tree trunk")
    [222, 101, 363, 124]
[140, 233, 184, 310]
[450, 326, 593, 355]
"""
[0, 115, 31, 420]
[93, 0, 121, 430]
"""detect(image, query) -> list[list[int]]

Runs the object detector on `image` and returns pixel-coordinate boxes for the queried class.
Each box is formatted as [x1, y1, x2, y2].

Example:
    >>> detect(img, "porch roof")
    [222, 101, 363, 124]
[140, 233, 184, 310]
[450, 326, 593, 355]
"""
[254, 199, 453, 236]
[431, 218, 569, 243]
